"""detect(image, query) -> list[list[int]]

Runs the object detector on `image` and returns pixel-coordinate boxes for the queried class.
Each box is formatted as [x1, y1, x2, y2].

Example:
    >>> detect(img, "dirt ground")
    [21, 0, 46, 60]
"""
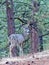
[0, 50, 49, 65]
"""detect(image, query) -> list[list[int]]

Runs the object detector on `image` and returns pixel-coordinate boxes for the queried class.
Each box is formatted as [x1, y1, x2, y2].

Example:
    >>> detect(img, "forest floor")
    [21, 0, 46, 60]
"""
[0, 50, 49, 65]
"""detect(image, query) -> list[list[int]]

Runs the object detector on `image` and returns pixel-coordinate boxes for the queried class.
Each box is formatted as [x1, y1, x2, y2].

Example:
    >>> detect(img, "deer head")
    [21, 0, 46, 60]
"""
[22, 24, 29, 36]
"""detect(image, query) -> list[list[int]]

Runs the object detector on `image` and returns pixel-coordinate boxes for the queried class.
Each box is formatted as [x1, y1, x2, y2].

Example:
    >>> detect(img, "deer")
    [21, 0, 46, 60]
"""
[8, 20, 30, 57]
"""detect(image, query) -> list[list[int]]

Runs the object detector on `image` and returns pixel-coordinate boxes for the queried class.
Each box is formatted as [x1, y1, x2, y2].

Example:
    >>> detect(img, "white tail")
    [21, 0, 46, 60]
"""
[8, 24, 29, 57]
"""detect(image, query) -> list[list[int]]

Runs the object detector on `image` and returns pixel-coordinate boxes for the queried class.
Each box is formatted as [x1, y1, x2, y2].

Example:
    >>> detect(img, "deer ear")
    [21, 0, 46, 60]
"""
[27, 24, 29, 27]
[28, 21, 30, 24]
[27, 21, 30, 26]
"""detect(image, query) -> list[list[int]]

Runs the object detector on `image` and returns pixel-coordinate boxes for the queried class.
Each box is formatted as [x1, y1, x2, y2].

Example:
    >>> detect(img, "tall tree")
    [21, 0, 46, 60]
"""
[6, 0, 15, 36]
[30, 0, 40, 53]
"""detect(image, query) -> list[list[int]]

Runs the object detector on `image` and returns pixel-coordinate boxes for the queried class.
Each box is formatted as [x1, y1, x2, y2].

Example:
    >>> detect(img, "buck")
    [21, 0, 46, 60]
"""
[8, 24, 30, 57]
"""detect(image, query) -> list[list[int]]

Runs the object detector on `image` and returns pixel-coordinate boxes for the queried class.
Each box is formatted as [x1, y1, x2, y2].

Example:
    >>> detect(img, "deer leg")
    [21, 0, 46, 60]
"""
[19, 47, 23, 56]
[9, 45, 13, 57]
[18, 44, 24, 56]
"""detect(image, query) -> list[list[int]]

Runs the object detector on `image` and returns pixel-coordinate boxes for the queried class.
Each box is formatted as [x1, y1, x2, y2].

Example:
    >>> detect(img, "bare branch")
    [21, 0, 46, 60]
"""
[14, 17, 27, 24]
[43, 22, 49, 25]
[39, 32, 49, 37]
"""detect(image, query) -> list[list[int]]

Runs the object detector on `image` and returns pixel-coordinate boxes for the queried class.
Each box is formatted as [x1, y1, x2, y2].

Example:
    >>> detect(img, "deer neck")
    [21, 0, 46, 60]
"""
[22, 32, 29, 40]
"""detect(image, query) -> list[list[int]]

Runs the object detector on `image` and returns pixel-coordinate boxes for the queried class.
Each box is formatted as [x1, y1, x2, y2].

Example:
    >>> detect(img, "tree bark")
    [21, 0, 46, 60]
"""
[6, 0, 15, 36]
[30, 0, 40, 53]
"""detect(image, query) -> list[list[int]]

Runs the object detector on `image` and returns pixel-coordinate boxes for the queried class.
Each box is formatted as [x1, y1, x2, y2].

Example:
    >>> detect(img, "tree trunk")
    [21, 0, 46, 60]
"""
[6, 0, 15, 36]
[30, 0, 40, 53]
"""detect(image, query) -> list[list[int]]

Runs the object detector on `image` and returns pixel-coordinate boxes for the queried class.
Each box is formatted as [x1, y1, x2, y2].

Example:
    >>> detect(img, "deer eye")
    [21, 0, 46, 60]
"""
[27, 29, 29, 32]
